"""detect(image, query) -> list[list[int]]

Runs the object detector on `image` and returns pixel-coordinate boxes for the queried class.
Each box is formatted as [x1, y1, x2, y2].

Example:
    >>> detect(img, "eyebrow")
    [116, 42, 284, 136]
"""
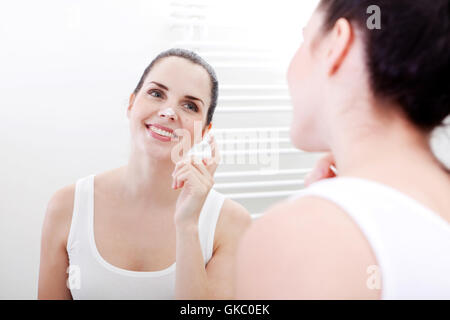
[149, 81, 168, 91]
[185, 95, 204, 106]
[148, 81, 204, 106]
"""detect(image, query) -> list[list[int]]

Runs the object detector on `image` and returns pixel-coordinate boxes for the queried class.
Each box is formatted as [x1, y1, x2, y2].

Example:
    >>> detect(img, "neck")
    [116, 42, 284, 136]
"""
[328, 100, 442, 181]
[119, 147, 181, 208]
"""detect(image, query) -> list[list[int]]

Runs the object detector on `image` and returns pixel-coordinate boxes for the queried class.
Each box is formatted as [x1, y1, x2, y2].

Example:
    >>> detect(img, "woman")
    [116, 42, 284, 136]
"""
[38, 48, 251, 299]
[236, 0, 450, 299]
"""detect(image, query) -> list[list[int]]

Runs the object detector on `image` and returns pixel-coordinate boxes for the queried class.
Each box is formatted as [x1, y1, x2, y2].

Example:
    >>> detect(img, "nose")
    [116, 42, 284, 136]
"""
[158, 107, 178, 121]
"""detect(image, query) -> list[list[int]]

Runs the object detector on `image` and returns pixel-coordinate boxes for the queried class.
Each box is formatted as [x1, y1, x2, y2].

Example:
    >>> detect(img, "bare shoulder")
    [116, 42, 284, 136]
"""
[43, 168, 122, 245]
[213, 198, 252, 250]
[47, 183, 76, 213]
[235, 196, 381, 299]
[42, 183, 76, 249]
[39, 183, 78, 299]
[220, 198, 252, 229]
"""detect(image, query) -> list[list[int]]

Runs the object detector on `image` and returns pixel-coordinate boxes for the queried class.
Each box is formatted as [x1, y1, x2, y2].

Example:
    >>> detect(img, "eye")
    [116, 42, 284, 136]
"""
[148, 89, 163, 98]
[183, 102, 199, 112]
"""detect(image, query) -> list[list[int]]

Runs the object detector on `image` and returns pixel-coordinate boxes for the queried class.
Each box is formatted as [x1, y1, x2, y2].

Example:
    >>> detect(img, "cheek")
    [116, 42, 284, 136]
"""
[184, 108, 208, 132]
[129, 108, 146, 132]
[128, 108, 140, 129]
[179, 117, 204, 146]
[288, 50, 307, 112]
[130, 95, 161, 124]
[288, 47, 309, 99]
[287, 49, 300, 88]
[288, 43, 323, 110]
[287, 46, 319, 148]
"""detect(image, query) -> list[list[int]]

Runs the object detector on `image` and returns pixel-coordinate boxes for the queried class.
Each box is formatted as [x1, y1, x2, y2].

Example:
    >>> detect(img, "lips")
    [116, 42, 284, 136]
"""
[144, 123, 178, 141]
[148, 123, 174, 133]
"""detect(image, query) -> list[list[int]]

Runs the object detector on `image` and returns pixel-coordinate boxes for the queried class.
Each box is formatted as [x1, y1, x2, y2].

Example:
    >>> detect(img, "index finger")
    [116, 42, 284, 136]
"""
[304, 153, 337, 187]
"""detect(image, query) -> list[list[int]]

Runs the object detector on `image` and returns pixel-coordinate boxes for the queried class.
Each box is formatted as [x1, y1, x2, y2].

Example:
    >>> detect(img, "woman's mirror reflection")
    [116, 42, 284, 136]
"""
[38, 49, 252, 300]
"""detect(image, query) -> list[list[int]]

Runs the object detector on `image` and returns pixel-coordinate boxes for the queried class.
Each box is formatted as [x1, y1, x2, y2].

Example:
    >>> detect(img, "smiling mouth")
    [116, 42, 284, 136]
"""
[145, 124, 179, 139]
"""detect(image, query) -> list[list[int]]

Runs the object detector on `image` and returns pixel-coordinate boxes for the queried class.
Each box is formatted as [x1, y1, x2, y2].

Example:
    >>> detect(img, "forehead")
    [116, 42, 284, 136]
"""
[305, 8, 325, 36]
[145, 56, 211, 99]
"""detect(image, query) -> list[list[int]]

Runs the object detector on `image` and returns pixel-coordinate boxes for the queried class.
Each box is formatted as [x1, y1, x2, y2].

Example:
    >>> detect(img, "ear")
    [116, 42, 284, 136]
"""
[126, 93, 136, 119]
[326, 18, 353, 76]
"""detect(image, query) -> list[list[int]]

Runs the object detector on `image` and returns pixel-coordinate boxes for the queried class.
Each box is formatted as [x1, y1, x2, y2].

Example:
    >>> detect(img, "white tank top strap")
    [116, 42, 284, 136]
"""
[67, 174, 95, 255]
[198, 188, 226, 264]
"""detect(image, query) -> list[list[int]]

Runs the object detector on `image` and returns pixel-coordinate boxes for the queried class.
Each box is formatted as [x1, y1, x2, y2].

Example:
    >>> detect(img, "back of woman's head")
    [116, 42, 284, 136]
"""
[319, 0, 450, 131]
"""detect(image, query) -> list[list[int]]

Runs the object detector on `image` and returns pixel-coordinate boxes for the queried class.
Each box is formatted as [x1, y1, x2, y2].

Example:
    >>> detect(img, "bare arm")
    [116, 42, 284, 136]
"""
[37, 185, 74, 300]
[175, 199, 252, 299]
[172, 134, 252, 299]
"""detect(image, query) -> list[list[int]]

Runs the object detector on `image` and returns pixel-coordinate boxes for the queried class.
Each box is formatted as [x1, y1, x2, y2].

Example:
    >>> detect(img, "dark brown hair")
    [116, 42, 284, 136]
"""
[319, 0, 450, 131]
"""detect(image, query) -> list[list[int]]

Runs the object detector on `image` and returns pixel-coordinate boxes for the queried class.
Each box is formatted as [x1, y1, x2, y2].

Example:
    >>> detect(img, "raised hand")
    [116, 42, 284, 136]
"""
[172, 134, 220, 227]
[304, 153, 337, 187]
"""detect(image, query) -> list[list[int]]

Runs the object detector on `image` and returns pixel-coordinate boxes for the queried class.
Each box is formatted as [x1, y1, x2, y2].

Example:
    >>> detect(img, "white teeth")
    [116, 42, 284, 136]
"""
[149, 125, 173, 138]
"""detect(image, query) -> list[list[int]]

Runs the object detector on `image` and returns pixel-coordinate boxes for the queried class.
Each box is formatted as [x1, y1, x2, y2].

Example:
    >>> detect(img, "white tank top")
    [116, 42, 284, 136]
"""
[66, 174, 226, 299]
[289, 177, 450, 299]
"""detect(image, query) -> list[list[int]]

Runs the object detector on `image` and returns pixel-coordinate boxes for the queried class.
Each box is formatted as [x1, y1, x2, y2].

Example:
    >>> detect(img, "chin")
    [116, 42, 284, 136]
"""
[136, 140, 173, 161]
[290, 120, 326, 152]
